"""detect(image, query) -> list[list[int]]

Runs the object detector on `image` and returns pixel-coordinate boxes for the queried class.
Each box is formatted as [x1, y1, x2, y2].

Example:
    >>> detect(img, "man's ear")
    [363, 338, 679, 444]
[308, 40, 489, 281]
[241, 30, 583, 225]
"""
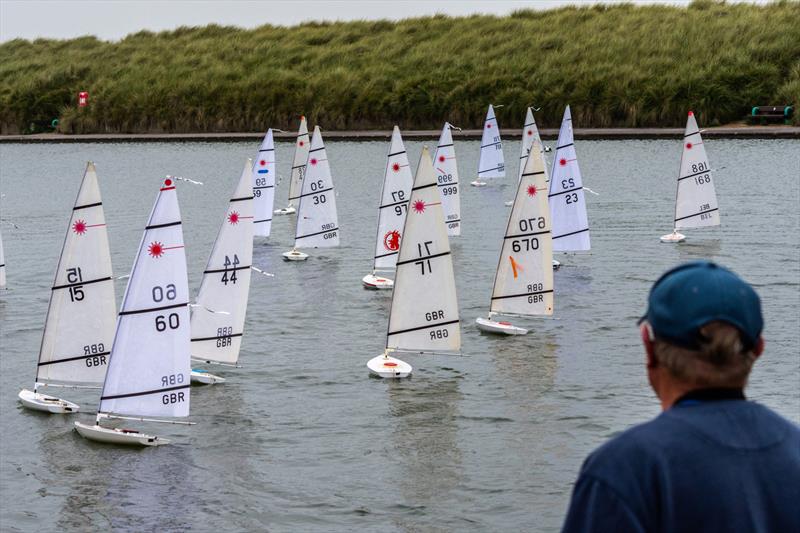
[641, 323, 657, 368]
[753, 336, 764, 358]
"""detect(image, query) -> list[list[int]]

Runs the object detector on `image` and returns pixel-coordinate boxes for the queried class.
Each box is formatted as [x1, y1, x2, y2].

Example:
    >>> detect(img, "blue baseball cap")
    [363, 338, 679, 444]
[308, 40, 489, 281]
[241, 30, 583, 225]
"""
[640, 261, 763, 350]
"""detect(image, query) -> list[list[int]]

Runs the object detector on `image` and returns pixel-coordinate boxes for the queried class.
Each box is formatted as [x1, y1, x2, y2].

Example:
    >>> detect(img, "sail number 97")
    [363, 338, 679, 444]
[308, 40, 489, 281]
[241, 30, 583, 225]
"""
[391, 191, 408, 215]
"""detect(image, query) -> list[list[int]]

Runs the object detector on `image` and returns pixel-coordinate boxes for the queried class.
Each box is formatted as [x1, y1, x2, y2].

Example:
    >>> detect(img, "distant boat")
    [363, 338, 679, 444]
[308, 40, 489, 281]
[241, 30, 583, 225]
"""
[362, 126, 413, 290]
[433, 122, 461, 236]
[190, 160, 254, 384]
[252, 129, 276, 236]
[74, 177, 192, 446]
[283, 126, 340, 261]
[0, 228, 6, 289]
[548, 105, 590, 252]
[476, 140, 554, 335]
[275, 116, 310, 216]
[18, 162, 116, 414]
[471, 104, 505, 187]
[661, 111, 720, 243]
[506, 107, 549, 206]
[367, 147, 461, 379]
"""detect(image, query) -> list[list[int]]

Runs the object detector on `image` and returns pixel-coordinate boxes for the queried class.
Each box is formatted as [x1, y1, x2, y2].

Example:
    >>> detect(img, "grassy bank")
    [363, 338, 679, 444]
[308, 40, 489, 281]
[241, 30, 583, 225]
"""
[0, 0, 798, 134]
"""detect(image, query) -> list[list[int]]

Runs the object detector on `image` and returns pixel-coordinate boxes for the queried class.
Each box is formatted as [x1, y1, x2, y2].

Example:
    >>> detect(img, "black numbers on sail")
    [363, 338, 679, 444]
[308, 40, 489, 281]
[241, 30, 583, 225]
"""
[254, 189, 262, 198]
[565, 193, 579, 205]
[691, 162, 708, 173]
[561, 178, 575, 189]
[310, 180, 324, 192]
[442, 186, 458, 196]
[217, 326, 233, 347]
[438, 173, 454, 184]
[255, 177, 267, 187]
[512, 238, 539, 253]
[391, 191, 408, 216]
[155, 313, 180, 332]
[425, 310, 444, 322]
[152, 284, 177, 302]
[313, 194, 327, 205]
[391, 190, 406, 202]
[222, 254, 240, 285]
[518, 217, 546, 232]
[66, 267, 85, 302]
[694, 174, 711, 185]
[415, 241, 434, 275]
[394, 204, 408, 216]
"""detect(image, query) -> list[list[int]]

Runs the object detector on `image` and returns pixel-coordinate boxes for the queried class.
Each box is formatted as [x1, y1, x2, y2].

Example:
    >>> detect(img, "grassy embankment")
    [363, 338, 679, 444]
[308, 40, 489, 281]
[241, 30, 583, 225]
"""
[0, 0, 798, 134]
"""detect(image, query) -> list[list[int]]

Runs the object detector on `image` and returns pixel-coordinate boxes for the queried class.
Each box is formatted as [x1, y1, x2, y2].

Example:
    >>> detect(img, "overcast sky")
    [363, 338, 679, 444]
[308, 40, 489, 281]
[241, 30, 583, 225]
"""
[0, 0, 770, 42]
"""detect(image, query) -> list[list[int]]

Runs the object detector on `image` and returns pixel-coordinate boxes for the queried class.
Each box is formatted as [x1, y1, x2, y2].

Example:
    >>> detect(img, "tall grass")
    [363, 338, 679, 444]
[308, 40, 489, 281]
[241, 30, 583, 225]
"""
[0, 1, 798, 134]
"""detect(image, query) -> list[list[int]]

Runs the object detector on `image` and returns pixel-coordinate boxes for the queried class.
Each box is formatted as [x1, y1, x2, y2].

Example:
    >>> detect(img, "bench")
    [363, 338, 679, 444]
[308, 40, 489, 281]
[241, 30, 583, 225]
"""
[747, 105, 794, 124]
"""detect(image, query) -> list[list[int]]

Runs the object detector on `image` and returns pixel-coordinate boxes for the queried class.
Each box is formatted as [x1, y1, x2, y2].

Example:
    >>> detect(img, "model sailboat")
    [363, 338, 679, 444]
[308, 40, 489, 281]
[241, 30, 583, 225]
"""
[476, 141, 554, 335]
[18, 162, 116, 413]
[506, 107, 549, 206]
[433, 122, 461, 236]
[275, 116, 310, 216]
[252, 129, 276, 236]
[367, 147, 461, 378]
[471, 104, 505, 187]
[548, 105, 590, 253]
[660, 111, 720, 243]
[283, 126, 340, 261]
[190, 160, 254, 384]
[362, 126, 413, 290]
[75, 177, 191, 446]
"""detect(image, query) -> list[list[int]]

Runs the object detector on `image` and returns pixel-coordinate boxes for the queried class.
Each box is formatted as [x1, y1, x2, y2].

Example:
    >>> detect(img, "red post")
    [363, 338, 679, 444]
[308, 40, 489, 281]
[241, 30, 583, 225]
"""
[78, 91, 89, 107]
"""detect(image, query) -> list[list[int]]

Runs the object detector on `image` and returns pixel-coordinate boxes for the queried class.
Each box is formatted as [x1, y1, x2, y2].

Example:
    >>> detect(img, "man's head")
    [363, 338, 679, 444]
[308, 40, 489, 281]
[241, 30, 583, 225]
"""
[639, 261, 764, 405]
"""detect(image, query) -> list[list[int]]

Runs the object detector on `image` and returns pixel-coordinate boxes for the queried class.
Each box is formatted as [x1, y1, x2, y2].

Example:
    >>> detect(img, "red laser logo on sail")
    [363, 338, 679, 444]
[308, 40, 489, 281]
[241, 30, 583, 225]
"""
[527, 185, 538, 197]
[310, 158, 318, 166]
[527, 129, 533, 136]
[260, 160, 266, 166]
[299, 140, 305, 147]
[148, 242, 164, 258]
[559, 158, 567, 166]
[72, 220, 87, 235]
[438, 155, 446, 163]
[228, 212, 240, 225]
[383, 230, 400, 251]
[686, 143, 693, 149]
[392, 163, 401, 172]
[412, 200, 426, 213]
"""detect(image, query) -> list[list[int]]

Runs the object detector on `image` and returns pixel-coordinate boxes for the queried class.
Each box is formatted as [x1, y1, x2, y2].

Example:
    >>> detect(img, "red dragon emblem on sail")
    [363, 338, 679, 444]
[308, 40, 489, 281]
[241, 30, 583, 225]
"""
[383, 230, 401, 251]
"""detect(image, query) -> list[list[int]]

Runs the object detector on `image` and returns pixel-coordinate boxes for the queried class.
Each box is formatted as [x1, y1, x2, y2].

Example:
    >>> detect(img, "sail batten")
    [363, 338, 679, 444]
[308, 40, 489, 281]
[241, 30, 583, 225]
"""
[673, 112, 720, 230]
[36, 162, 116, 387]
[386, 147, 460, 353]
[433, 123, 461, 236]
[489, 141, 554, 317]
[99, 178, 190, 419]
[190, 160, 254, 365]
[547, 106, 590, 252]
[371, 126, 413, 271]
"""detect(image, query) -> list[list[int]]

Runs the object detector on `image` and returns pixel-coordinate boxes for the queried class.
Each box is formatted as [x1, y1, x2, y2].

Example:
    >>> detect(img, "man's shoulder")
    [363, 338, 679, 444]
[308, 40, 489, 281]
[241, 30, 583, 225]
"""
[581, 414, 675, 476]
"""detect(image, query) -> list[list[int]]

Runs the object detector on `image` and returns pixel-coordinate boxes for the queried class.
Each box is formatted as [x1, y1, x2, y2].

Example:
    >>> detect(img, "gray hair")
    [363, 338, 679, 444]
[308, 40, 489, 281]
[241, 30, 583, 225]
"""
[652, 321, 758, 387]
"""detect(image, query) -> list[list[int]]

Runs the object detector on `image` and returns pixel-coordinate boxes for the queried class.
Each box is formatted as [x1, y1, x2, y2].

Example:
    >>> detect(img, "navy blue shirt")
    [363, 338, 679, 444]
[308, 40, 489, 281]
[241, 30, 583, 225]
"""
[562, 391, 800, 532]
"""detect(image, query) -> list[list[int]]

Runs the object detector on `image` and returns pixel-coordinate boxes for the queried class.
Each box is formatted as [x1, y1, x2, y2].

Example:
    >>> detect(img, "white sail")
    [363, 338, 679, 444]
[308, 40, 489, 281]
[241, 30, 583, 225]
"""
[674, 111, 720, 230]
[433, 123, 461, 236]
[99, 177, 190, 418]
[477, 104, 505, 180]
[548, 105, 590, 252]
[0, 229, 5, 289]
[490, 141, 554, 316]
[191, 160, 254, 365]
[252, 129, 276, 236]
[36, 162, 117, 386]
[294, 126, 340, 248]
[387, 147, 460, 354]
[372, 126, 413, 271]
[287, 116, 310, 209]
[518, 107, 549, 184]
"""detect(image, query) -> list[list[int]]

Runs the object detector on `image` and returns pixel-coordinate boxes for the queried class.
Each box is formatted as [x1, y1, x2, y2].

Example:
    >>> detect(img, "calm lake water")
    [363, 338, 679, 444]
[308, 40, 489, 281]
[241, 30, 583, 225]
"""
[1, 137, 798, 532]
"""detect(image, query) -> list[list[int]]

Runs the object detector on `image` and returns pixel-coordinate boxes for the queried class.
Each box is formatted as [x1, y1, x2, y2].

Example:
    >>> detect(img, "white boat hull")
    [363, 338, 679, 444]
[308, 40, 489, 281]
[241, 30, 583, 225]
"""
[367, 354, 412, 379]
[660, 231, 686, 243]
[282, 249, 308, 261]
[470, 180, 488, 187]
[190, 368, 226, 385]
[274, 206, 296, 215]
[475, 317, 528, 335]
[18, 389, 80, 414]
[504, 200, 513, 207]
[362, 273, 393, 290]
[74, 421, 169, 446]
[552, 259, 561, 270]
